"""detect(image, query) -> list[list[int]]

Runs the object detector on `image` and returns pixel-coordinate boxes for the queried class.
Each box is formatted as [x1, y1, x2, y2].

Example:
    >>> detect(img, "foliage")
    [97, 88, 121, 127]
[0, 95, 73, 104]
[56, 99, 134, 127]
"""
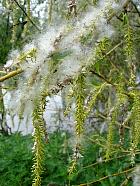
[1, 132, 140, 186]
[0, 133, 33, 186]
[0, 13, 12, 64]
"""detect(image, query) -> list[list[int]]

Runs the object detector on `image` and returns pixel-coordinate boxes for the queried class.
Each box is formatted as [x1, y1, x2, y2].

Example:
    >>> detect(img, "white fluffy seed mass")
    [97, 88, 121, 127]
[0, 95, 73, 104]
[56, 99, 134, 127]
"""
[3, 0, 124, 127]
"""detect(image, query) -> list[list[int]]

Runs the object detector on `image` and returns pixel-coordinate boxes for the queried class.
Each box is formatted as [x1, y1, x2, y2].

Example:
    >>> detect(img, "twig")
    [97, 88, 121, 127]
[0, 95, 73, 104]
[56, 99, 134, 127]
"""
[105, 42, 123, 56]
[131, 0, 140, 17]
[90, 69, 114, 86]
[13, 0, 41, 32]
[81, 151, 140, 171]
[120, 176, 132, 186]
[0, 71, 7, 74]
[79, 167, 134, 185]
[0, 69, 23, 82]
[107, 0, 131, 22]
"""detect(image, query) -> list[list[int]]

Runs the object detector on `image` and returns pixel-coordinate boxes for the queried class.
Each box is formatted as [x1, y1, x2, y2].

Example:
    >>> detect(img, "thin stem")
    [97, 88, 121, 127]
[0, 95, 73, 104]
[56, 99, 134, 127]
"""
[0, 69, 23, 82]
[48, 0, 53, 24]
[90, 69, 114, 86]
[131, 0, 140, 17]
[79, 167, 134, 185]
[13, 0, 41, 32]
[81, 151, 140, 170]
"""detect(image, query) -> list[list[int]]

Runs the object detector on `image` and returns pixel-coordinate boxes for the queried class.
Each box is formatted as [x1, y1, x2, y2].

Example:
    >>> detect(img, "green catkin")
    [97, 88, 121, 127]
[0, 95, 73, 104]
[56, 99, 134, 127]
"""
[32, 91, 48, 186]
[106, 81, 127, 159]
[31, 53, 60, 185]
[124, 25, 133, 57]
[123, 13, 138, 165]
[86, 37, 110, 74]
[68, 73, 85, 175]
[123, 12, 135, 86]
[123, 13, 134, 58]
[32, 54, 62, 185]
[95, 37, 110, 60]
[132, 94, 140, 146]
[130, 91, 140, 165]
[84, 83, 108, 119]
[106, 104, 118, 159]
[64, 87, 74, 117]
[75, 73, 86, 137]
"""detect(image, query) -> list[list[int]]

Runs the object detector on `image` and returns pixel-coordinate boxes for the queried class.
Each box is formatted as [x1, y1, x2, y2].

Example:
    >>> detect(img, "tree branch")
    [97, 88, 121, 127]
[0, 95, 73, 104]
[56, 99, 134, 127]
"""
[0, 69, 23, 82]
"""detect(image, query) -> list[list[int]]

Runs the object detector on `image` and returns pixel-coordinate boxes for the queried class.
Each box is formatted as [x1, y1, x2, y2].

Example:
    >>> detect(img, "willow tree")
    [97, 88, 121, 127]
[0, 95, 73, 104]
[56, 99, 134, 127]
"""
[0, 0, 140, 185]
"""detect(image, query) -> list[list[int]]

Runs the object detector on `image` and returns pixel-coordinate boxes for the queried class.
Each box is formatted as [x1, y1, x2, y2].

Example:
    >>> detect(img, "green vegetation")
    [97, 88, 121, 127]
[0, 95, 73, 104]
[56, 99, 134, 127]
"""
[1, 132, 140, 186]
[0, 133, 33, 186]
